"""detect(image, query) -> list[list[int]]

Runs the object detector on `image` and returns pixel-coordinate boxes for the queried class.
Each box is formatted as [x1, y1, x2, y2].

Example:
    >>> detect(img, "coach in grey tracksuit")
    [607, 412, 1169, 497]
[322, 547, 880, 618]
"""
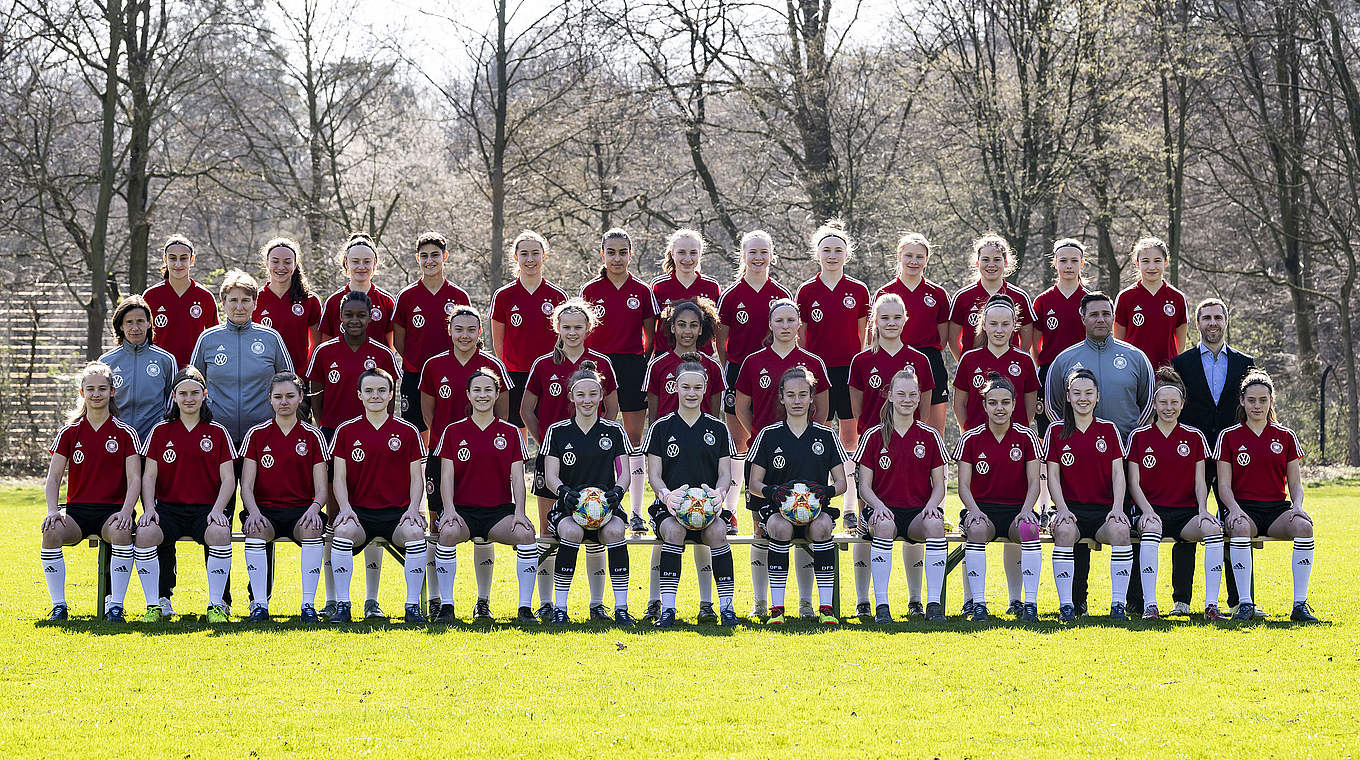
[1043, 291, 1154, 612]
[100, 302, 176, 441]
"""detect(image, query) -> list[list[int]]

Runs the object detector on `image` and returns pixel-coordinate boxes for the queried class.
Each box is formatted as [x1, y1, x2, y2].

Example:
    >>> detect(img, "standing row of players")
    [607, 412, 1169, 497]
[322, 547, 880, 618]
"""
[39, 224, 1317, 624]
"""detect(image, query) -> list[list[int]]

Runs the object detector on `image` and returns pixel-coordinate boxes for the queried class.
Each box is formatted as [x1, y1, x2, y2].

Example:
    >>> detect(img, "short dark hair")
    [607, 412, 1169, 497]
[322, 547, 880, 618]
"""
[111, 295, 153, 345]
[1080, 292, 1114, 313]
[416, 231, 447, 251]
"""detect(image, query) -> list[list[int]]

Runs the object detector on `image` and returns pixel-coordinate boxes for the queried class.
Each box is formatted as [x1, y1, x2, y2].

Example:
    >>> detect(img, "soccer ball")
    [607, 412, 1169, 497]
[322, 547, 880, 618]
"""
[671, 486, 722, 530]
[779, 483, 822, 526]
[570, 487, 612, 529]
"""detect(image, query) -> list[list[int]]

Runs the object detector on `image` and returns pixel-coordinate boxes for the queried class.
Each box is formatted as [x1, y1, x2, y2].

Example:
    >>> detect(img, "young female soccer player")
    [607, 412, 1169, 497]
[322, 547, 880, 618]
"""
[954, 295, 1039, 432]
[848, 293, 934, 617]
[432, 369, 537, 623]
[42, 363, 143, 621]
[541, 361, 634, 626]
[238, 372, 329, 623]
[419, 305, 511, 619]
[650, 228, 720, 355]
[253, 237, 322, 375]
[320, 233, 397, 349]
[99, 295, 176, 441]
[1213, 370, 1317, 622]
[394, 231, 471, 432]
[142, 234, 218, 368]
[1114, 237, 1188, 371]
[734, 298, 829, 617]
[581, 228, 658, 533]
[135, 367, 237, 623]
[854, 369, 948, 624]
[1044, 368, 1134, 622]
[948, 234, 1035, 358]
[522, 299, 619, 620]
[643, 357, 738, 627]
[874, 232, 951, 432]
[1031, 239, 1090, 390]
[954, 373, 1043, 623]
[747, 367, 849, 625]
[329, 368, 428, 624]
[1127, 368, 1224, 621]
[491, 230, 568, 434]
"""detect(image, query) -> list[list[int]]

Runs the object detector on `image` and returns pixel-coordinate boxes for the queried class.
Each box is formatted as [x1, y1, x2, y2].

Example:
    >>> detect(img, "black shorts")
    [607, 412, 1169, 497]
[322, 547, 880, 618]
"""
[458, 504, 516, 541]
[1068, 502, 1113, 541]
[723, 361, 741, 416]
[648, 500, 732, 542]
[1036, 363, 1053, 424]
[546, 504, 627, 542]
[425, 455, 443, 518]
[1236, 499, 1291, 535]
[352, 507, 407, 552]
[919, 346, 950, 404]
[156, 501, 219, 545]
[826, 365, 853, 421]
[531, 452, 554, 499]
[62, 503, 120, 539]
[863, 503, 922, 543]
[607, 352, 648, 413]
[507, 371, 530, 430]
[757, 503, 840, 540]
[238, 506, 313, 544]
[322, 427, 337, 481]
[1151, 505, 1208, 540]
[961, 502, 1027, 538]
[400, 369, 424, 430]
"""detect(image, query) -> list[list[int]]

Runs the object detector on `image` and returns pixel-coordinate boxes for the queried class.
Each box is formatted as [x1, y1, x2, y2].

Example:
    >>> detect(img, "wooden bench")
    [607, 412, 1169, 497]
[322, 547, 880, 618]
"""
[89, 532, 1281, 618]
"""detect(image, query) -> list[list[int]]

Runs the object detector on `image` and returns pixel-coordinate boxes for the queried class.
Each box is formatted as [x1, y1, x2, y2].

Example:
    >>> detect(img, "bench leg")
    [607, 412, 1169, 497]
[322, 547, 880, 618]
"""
[96, 541, 111, 618]
[941, 545, 965, 613]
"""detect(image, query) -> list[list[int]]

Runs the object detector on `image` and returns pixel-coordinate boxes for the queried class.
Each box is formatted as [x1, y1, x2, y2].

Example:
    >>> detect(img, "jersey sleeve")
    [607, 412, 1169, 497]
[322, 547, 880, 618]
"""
[847, 354, 866, 392]
[307, 426, 329, 464]
[490, 289, 508, 323]
[855, 282, 870, 319]
[202, 298, 219, 328]
[952, 432, 972, 464]
[947, 289, 969, 326]
[951, 354, 972, 391]
[1174, 290, 1188, 328]
[240, 427, 261, 462]
[1113, 290, 1131, 328]
[1042, 424, 1058, 463]
[926, 432, 946, 468]
[734, 359, 755, 396]
[642, 356, 662, 397]
[406, 426, 426, 462]
[1211, 429, 1227, 461]
[1022, 356, 1040, 395]
[913, 352, 936, 392]
[597, 356, 619, 396]
[641, 419, 664, 457]
[715, 422, 734, 458]
[49, 426, 73, 458]
[392, 290, 412, 331]
[542, 424, 563, 459]
[418, 362, 439, 396]
[304, 345, 322, 383]
[1287, 429, 1304, 461]
[808, 353, 831, 390]
[932, 284, 950, 324]
[746, 430, 770, 471]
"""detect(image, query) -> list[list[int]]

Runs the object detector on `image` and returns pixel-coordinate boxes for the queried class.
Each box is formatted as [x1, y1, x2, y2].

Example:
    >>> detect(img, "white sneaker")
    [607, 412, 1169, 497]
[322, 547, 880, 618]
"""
[158, 596, 175, 617]
[1171, 602, 1192, 616]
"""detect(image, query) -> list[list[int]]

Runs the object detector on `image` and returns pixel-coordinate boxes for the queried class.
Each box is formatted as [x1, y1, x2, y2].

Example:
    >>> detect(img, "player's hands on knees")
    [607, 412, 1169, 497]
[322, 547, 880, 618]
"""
[438, 510, 465, 534]
[299, 508, 325, 532]
[1224, 508, 1248, 530]
[41, 512, 69, 532]
[922, 504, 944, 521]
[1104, 510, 1129, 527]
[208, 510, 230, 527]
[1051, 509, 1075, 528]
[112, 509, 134, 532]
[1287, 505, 1312, 525]
[401, 508, 427, 531]
[243, 512, 268, 534]
[1017, 511, 1039, 528]
[335, 508, 359, 527]
[513, 514, 535, 534]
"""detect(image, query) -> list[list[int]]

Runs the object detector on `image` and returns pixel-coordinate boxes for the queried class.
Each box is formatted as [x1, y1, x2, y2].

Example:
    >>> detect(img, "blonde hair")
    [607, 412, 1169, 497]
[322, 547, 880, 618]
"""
[867, 293, 907, 353]
[511, 229, 549, 277]
[338, 232, 379, 269]
[970, 233, 1017, 278]
[662, 228, 705, 275]
[810, 218, 854, 260]
[66, 362, 120, 425]
[736, 229, 777, 279]
[878, 369, 920, 449]
[894, 232, 933, 278]
[550, 297, 599, 364]
[1131, 236, 1169, 262]
[218, 268, 259, 301]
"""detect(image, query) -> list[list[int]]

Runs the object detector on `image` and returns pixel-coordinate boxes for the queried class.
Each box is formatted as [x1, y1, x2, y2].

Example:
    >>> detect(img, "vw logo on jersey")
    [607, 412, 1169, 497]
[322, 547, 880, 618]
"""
[548, 382, 562, 397]
[412, 314, 426, 328]
[627, 296, 641, 310]
[1009, 446, 1023, 461]
[1132, 312, 1145, 327]
[1060, 452, 1074, 466]
[105, 438, 119, 453]
[363, 359, 376, 370]
[972, 374, 985, 389]
[772, 455, 786, 469]
[599, 436, 613, 451]
[703, 431, 716, 446]
[758, 375, 772, 389]
[72, 450, 85, 464]
[735, 310, 749, 324]
[162, 449, 177, 464]
[260, 454, 275, 469]
[667, 443, 679, 458]
[146, 363, 160, 377]
[1008, 362, 1021, 377]
[1270, 440, 1284, 454]
[457, 447, 471, 462]
[189, 304, 203, 319]
[295, 440, 309, 456]
[879, 455, 891, 470]
[438, 385, 452, 399]
[351, 448, 365, 462]
[200, 437, 214, 452]
[1047, 316, 1059, 330]
[154, 314, 168, 328]
[1142, 454, 1156, 469]
[1177, 442, 1191, 457]
[251, 341, 265, 355]
[510, 313, 523, 327]
[562, 451, 576, 466]
[968, 312, 981, 326]
[112, 373, 125, 388]
[541, 300, 554, 315]
[913, 443, 926, 459]
[842, 295, 856, 309]
[212, 353, 228, 366]
[261, 317, 273, 328]
[665, 380, 677, 395]
[292, 302, 306, 316]
[370, 307, 382, 321]
[868, 374, 882, 389]
[975, 460, 989, 474]
[924, 294, 936, 307]
[1237, 452, 1250, 466]
[494, 435, 508, 450]
[1163, 302, 1176, 317]
[388, 435, 402, 451]
[1112, 354, 1128, 370]
[1095, 438, 1107, 453]
[812, 440, 825, 455]
[810, 308, 823, 323]
[327, 369, 341, 384]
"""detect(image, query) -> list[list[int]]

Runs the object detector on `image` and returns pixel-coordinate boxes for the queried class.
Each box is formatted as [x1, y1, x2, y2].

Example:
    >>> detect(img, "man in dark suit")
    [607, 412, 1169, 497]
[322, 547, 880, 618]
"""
[1170, 297, 1256, 613]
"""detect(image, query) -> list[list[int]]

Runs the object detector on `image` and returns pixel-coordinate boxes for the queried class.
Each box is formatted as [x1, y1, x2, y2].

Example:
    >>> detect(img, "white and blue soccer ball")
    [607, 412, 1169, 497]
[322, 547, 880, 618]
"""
[671, 486, 722, 530]
[779, 483, 821, 526]
[571, 487, 611, 529]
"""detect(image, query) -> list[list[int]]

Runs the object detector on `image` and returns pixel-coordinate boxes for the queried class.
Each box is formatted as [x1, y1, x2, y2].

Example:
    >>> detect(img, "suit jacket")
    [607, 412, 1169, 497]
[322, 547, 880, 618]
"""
[1171, 344, 1254, 449]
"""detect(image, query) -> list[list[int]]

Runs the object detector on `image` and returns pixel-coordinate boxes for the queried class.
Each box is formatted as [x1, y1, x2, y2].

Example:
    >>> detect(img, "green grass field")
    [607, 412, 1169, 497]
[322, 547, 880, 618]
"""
[2, 479, 1357, 758]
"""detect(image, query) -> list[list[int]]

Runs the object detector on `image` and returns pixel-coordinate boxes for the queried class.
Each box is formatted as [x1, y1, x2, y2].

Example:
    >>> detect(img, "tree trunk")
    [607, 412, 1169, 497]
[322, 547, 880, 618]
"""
[88, 0, 125, 358]
[489, 0, 509, 286]
[124, 0, 152, 293]
[790, 0, 839, 220]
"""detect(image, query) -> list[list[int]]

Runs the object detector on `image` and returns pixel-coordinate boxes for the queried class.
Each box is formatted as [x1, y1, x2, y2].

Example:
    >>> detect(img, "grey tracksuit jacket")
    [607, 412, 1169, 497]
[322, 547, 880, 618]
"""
[1043, 336, 1154, 439]
[190, 320, 293, 445]
[99, 339, 176, 441]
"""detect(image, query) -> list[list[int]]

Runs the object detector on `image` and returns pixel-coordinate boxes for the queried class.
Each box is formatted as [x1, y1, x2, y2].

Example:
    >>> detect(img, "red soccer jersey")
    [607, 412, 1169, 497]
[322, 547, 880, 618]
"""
[419, 350, 513, 439]
[796, 274, 870, 368]
[953, 347, 1041, 430]
[734, 346, 831, 433]
[489, 278, 568, 373]
[433, 417, 528, 509]
[954, 423, 1040, 506]
[393, 280, 472, 372]
[874, 278, 950, 350]
[253, 287, 323, 375]
[948, 281, 1036, 357]
[651, 272, 721, 354]
[1032, 284, 1089, 368]
[1114, 281, 1187, 370]
[305, 338, 402, 429]
[524, 350, 619, 439]
[143, 419, 237, 505]
[717, 278, 791, 365]
[320, 284, 397, 343]
[847, 345, 935, 434]
[855, 421, 948, 509]
[1213, 422, 1303, 503]
[49, 416, 140, 506]
[1043, 418, 1126, 506]
[143, 280, 219, 367]
[241, 419, 328, 511]
[643, 350, 725, 417]
[1128, 422, 1207, 509]
[332, 415, 424, 510]
[581, 274, 659, 355]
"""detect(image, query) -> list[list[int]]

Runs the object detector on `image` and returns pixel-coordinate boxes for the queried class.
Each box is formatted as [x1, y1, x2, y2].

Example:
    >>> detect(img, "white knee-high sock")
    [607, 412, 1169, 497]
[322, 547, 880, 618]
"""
[331, 537, 355, 603]
[1110, 544, 1133, 606]
[1229, 537, 1254, 605]
[1139, 532, 1161, 609]
[1020, 540, 1041, 604]
[961, 556, 973, 604]
[1203, 535, 1224, 608]
[795, 546, 814, 606]
[474, 542, 494, 601]
[924, 538, 947, 604]
[586, 543, 606, 607]
[1003, 543, 1022, 603]
[206, 545, 232, 607]
[965, 542, 987, 606]
[694, 544, 713, 604]
[725, 463, 745, 514]
[852, 542, 871, 605]
[109, 544, 134, 607]
[1053, 546, 1074, 607]
[1292, 537, 1314, 603]
[516, 544, 538, 608]
[869, 536, 892, 605]
[300, 537, 324, 607]
[904, 542, 923, 604]
[243, 538, 269, 610]
[629, 455, 645, 516]
[403, 540, 427, 606]
[434, 544, 457, 603]
[750, 539, 768, 605]
[41, 547, 65, 606]
[364, 544, 383, 602]
[135, 546, 160, 607]
[648, 544, 662, 603]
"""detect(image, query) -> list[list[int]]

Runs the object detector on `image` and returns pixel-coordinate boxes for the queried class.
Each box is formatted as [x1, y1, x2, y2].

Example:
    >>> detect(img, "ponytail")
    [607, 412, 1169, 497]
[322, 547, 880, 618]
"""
[1059, 368, 1097, 440]
[550, 298, 598, 364]
[1236, 370, 1277, 424]
[600, 228, 632, 278]
[663, 228, 704, 275]
[878, 368, 920, 450]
